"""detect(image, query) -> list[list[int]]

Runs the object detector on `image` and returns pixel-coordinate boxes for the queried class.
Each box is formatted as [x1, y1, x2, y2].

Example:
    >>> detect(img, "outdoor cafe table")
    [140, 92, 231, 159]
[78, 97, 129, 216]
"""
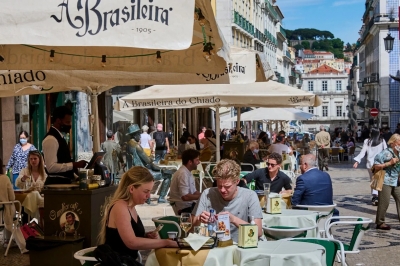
[145, 240, 326, 266]
[262, 209, 318, 237]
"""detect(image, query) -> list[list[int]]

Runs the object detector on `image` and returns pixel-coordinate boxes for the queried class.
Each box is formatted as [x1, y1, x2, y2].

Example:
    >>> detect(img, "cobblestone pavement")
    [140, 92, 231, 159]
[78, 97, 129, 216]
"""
[2, 152, 400, 265]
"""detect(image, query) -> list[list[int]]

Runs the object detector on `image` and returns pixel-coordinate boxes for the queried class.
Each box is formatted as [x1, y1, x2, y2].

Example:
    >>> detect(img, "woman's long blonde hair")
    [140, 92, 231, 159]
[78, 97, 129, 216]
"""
[97, 166, 154, 244]
[27, 150, 46, 180]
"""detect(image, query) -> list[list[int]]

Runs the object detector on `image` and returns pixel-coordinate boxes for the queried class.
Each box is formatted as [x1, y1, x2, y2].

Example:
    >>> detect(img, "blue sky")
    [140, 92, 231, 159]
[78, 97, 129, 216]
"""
[278, 0, 365, 44]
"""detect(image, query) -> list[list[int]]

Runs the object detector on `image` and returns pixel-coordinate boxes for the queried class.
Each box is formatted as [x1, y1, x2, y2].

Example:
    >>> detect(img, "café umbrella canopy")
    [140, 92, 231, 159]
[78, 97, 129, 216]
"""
[0, 0, 230, 74]
[0, 0, 231, 152]
[114, 81, 322, 161]
[0, 48, 273, 97]
[222, 108, 314, 122]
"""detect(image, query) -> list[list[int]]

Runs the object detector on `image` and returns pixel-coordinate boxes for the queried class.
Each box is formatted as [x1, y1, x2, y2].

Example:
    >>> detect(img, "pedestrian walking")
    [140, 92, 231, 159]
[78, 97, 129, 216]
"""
[152, 123, 170, 163]
[140, 125, 153, 157]
[372, 134, 400, 230]
[6, 130, 37, 189]
[353, 128, 387, 206]
[315, 125, 331, 171]
[101, 130, 125, 182]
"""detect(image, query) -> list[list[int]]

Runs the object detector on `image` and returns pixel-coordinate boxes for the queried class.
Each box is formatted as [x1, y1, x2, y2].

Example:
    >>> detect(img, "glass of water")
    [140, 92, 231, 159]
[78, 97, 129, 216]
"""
[263, 183, 270, 197]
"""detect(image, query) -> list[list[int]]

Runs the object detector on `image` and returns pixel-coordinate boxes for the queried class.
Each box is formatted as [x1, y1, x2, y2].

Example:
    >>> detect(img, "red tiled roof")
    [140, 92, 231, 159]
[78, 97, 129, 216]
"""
[309, 64, 340, 74]
[303, 49, 314, 55]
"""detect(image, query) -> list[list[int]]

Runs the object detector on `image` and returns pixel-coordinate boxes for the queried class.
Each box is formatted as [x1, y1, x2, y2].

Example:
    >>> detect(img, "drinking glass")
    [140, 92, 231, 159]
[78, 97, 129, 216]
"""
[25, 180, 32, 190]
[180, 213, 192, 238]
[263, 183, 270, 197]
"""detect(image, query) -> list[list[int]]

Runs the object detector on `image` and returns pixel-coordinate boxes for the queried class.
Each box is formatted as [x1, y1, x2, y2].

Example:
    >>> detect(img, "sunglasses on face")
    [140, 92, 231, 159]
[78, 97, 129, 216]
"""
[266, 162, 278, 167]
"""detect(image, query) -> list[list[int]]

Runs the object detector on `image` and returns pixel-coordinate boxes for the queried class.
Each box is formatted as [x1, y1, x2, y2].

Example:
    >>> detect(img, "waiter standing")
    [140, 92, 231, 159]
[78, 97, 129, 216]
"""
[42, 106, 87, 184]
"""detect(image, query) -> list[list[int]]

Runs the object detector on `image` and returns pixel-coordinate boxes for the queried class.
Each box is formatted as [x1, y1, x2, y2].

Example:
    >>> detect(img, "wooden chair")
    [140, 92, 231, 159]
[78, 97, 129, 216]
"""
[330, 148, 340, 163]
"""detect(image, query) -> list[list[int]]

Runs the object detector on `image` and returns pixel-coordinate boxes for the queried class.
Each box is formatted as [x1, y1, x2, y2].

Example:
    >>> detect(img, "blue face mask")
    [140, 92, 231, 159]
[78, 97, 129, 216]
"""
[20, 139, 27, 145]
[253, 149, 259, 154]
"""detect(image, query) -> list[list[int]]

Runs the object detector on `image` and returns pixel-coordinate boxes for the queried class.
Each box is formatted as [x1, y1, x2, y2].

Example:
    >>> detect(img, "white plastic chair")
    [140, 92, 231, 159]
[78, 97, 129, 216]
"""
[295, 204, 337, 238]
[0, 200, 22, 256]
[280, 170, 296, 185]
[74, 247, 142, 265]
[204, 163, 217, 183]
[325, 216, 372, 265]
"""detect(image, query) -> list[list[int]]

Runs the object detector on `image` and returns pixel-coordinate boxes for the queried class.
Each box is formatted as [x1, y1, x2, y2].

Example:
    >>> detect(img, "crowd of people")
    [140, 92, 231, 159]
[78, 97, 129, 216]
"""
[6, 115, 400, 262]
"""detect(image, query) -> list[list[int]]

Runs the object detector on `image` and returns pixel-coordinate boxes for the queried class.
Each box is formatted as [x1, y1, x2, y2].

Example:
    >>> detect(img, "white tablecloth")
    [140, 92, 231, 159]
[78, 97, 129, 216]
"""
[145, 241, 325, 266]
[263, 209, 318, 237]
[234, 241, 326, 266]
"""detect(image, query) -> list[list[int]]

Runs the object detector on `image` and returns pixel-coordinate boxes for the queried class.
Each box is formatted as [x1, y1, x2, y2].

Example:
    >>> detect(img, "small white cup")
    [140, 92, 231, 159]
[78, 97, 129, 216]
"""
[167, 231, 178, 240]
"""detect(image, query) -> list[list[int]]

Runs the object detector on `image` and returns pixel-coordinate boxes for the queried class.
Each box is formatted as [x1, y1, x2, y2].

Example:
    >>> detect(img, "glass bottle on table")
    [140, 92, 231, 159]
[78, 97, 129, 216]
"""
[207, 209, 217, 237]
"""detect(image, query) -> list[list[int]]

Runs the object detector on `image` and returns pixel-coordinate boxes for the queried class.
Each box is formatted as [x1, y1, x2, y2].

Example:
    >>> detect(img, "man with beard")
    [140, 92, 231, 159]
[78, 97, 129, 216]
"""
[42, 106, 87, 184]
[126, 124, 173, 204]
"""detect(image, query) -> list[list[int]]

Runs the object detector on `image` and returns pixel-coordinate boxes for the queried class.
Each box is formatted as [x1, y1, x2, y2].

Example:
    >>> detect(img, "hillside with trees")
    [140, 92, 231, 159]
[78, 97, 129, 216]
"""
[285, 28, 344, 59]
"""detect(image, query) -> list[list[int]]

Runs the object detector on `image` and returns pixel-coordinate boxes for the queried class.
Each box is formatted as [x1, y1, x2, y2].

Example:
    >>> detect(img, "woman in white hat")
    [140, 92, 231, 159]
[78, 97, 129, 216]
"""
[140, 125, 153, 157]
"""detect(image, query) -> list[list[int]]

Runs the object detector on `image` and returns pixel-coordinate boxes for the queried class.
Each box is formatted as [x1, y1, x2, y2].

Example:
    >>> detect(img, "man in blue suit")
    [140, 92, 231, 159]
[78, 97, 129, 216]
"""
[291, 154, 333, 206]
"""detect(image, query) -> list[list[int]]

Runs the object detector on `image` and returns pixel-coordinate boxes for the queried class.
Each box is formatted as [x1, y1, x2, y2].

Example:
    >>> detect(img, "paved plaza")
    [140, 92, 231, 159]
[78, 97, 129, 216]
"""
[2, 155, 400, 265]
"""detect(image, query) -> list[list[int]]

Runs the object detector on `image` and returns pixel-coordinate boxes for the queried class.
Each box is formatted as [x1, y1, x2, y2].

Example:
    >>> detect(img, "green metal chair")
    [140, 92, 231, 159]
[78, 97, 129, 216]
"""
[262, 225, 317, 240]
[152, 216, 181, 239]
[325, 216, 372, 265]
[287, 238, 346, 266]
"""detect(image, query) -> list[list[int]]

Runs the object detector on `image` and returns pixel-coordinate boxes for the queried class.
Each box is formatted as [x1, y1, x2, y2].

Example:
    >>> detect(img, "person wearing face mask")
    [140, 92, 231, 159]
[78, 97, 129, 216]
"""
[242, 141, 267, 172]
[42, 106, 87, 184]
[6, 130, 37, 189]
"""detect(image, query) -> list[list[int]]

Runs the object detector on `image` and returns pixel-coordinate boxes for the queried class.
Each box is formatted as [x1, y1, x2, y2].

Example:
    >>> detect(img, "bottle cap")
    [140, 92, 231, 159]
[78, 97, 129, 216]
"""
[210, 209, 215, 213]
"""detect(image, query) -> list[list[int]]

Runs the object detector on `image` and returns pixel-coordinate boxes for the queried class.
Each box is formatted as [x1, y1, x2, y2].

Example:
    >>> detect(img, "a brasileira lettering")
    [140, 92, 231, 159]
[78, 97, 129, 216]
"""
[0, 70, 46, 85]
[196, 62, 246, 82]
[121, 96, 221, 108]
[50, 0, 173, 37]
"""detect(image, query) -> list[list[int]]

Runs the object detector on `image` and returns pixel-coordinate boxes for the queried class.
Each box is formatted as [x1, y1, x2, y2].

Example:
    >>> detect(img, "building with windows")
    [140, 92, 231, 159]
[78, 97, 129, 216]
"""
[214, 0, 295, 86]
[300, 64, 349, 133]
[349, 0, 397, 130]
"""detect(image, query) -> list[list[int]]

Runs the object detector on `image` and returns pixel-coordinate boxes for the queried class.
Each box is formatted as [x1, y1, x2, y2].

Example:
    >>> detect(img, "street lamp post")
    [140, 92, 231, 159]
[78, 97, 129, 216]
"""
[351, 93, 356, 102]
[384, 31, 395, 53]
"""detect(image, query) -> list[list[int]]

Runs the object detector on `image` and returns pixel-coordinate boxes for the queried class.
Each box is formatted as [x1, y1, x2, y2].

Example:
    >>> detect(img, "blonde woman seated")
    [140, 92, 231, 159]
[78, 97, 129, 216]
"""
[16, 150, 47, 190]
[98, 166, 178, 262]
[15, 150, 46, 220]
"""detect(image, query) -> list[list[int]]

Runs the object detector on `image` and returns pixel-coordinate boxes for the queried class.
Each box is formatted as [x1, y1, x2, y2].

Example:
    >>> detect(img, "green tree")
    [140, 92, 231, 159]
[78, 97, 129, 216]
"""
[301, 41, 310, 49]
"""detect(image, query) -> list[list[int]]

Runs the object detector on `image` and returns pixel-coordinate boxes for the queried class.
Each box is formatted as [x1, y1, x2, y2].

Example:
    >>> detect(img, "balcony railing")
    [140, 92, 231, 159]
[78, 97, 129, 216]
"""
[285, 50, 291, 59]
[233, 11, 254, 35]
[280, 26, 286, 38]
[266, 1, 279, 21]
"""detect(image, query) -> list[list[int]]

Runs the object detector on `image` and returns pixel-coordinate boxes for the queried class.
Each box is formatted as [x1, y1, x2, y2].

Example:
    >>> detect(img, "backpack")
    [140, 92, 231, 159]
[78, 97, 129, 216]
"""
[154, 132, 166, 149]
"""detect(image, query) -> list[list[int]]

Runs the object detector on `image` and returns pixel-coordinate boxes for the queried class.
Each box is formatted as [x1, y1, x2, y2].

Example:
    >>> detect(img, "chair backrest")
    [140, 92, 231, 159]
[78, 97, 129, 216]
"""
[331, 148, 340, 156]
[290, 238, 340, 266]
[348, 146, 356, 156]
[240, 163, 254, 172]
[152, 216, 181, 239]
[325, 216, 372, 253]
[205, 164, 217, 178]
[348, 218, 369, 251]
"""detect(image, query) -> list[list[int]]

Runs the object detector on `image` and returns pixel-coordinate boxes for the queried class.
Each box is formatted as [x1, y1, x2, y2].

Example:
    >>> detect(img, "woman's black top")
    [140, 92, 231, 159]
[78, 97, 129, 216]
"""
[105, 205, 145, 260]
